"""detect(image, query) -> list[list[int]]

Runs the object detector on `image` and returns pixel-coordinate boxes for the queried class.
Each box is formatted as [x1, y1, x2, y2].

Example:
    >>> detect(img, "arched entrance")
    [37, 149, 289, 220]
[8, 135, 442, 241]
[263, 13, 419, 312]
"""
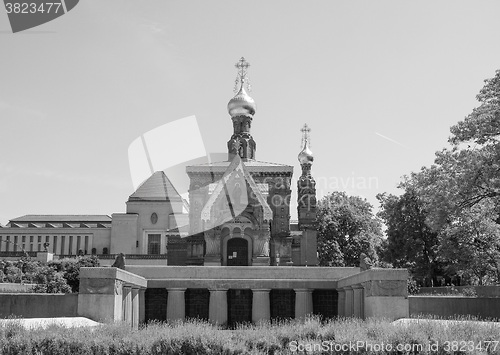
[226, 238, 249, 266]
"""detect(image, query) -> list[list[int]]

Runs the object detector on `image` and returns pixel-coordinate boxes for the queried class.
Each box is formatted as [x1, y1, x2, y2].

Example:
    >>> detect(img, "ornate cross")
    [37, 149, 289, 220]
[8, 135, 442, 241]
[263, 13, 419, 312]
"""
[234, 57, 252, 93]
[300, 124, 311, 147]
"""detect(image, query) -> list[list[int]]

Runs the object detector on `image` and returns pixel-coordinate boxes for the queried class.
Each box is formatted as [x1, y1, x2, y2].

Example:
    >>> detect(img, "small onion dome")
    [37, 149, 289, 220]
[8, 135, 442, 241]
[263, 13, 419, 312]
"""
[227, 83, 256, 117]
[298, 142, 314, 164]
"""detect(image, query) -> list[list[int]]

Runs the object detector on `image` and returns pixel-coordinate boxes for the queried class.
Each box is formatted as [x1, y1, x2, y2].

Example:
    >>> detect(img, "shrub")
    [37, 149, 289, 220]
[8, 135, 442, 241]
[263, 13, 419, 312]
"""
[407, 276, 420, 295]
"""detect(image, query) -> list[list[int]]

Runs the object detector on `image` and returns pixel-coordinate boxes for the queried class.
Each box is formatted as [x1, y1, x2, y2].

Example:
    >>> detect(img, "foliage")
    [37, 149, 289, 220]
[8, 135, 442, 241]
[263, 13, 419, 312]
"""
[407, 276, 420, 295]
[409, 70, 500, 229]
[316, 191, 383, 267]
[439, 201, 500, 285]
[49, 255, 100, 292]
[1, 317, 499, 355]
[377, 189, 443, 283]
[387, 70, 500, 285]
[0, 256, 99, 293]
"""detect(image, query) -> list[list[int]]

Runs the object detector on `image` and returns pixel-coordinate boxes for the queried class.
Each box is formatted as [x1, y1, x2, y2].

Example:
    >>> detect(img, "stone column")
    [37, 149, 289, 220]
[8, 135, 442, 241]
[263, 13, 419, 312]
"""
[123, 286, 132, 325]
[352, 284, 364, 318]
[209, 289, 228, 325]
[139, 289, 146, 324]
[131, 288, 140, 329]
[294, 289, 313, 320]
[166, 288, 186, 322]
[344, 287, 354, 317]
[337, 289, 346, 317]
[252, 289, 271, 323]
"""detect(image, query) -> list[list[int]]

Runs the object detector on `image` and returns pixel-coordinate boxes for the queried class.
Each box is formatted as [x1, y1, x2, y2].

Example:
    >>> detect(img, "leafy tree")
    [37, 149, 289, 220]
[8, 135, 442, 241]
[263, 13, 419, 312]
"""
[439, 200, 500, 285]
[409, 70, 500, 228]
[316, 191, 383, 267]
[377, 189, 442, 285]
[401, 69, 500, 285]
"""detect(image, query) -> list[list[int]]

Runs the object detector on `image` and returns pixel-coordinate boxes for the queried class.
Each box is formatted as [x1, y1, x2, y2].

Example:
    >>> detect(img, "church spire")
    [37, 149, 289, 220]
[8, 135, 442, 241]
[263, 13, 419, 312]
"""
[227, 57, 257, 161]
[297, 124, 317, 230]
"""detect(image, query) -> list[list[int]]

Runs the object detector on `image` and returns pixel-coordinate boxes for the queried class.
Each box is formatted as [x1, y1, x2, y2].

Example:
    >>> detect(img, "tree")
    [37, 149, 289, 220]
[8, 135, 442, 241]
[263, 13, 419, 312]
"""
[410, 70, 500, 228]
[439, 200, 500, 285]
[377, 189, 442, 285]
[316, 191, 383, 267]
[403, 69, 500, 284]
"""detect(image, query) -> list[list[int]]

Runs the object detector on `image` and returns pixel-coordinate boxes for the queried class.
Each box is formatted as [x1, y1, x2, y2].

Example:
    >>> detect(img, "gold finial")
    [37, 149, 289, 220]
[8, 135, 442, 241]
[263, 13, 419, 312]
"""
[298, 124, 313, 164]
[234, 57, 252, 93]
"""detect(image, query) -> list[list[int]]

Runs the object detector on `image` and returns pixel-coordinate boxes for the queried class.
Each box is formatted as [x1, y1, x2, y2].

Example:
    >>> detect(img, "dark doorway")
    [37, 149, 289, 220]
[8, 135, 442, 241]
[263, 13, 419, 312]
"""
[185, 288, 209, 320]
[145, 288, 167, 323]
[313, 289, 338, 320]
[227, 238, 248, 266]
[270, 289, 295, 320]
[227, 289, 252, 326]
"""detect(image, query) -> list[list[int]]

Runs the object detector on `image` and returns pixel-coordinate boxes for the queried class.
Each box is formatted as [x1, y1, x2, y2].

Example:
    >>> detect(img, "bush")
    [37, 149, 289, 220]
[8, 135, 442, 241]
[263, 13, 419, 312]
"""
[407, 276, 420, 295]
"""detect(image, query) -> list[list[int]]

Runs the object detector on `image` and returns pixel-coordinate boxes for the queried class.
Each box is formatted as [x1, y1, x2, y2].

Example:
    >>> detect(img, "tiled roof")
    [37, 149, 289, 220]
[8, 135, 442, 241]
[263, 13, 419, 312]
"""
[9, 215, 112, 223]
[186, 160, 293, 174]
[128, 171, 183, 202]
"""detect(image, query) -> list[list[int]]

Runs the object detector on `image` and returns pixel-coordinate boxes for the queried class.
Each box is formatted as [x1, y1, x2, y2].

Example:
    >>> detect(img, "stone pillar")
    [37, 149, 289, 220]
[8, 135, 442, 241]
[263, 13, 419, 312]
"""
[139, 288, 146, 324]
[344, 287, 354, 317]
[363, 280, 409, 320]
[209, 289, 228, 325]
[337, 289, 346, 317]
[123, 286, 132, 325]
[78, 278, 123, 322]
[166, 288, 186, 322]
[294, 289, 313, 320]
[252, 289, 271, 323]
[352, 284, 364, 318]
[131, 287, 140, 329]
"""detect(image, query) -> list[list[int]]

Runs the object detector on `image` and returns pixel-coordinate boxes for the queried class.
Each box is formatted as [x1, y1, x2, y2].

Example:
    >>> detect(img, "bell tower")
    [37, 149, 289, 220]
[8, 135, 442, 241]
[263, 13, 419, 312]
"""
[297, 124, 317, 229]
[227, 57, 257, 161]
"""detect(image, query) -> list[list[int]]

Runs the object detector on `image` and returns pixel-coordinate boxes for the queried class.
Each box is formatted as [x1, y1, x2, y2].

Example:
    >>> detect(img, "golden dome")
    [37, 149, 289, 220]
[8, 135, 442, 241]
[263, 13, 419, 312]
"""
[227, 82, 256, 117]
[298, 141, 314, 164]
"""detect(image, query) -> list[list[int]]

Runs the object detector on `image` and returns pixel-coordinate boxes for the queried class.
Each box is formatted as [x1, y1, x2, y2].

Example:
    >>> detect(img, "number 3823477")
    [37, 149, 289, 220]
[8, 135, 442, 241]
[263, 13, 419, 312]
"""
[5, 3, 63, 14]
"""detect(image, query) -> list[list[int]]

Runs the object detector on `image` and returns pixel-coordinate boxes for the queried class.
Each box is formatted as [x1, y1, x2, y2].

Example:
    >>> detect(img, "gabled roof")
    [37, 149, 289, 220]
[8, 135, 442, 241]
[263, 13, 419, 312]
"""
[201, 155, 273, 224]
[128, 171, 183, 202]
[10, 215, 112, 223]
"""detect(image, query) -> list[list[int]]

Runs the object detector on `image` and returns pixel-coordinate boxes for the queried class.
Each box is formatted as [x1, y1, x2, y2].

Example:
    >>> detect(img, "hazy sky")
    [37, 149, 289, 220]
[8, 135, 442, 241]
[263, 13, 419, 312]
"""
[1, 1, 500, 225]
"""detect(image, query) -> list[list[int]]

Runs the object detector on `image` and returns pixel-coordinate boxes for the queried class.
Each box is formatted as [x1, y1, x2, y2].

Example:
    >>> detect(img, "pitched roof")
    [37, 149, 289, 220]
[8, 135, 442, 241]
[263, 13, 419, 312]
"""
[201, 155, 273, 225]
[9, 215, 112, 223]
[128, 171, 183, 202]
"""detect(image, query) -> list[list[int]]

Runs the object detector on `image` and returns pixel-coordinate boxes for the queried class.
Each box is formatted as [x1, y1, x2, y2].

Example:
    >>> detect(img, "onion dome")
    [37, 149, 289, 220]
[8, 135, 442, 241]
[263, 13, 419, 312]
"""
[227, 82, 256, 117]
[298, 141, 314, 164]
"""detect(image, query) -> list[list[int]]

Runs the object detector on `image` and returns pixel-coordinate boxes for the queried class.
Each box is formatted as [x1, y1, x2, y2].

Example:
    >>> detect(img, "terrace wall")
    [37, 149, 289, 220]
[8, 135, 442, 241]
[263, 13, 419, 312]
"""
[409, 296, 500, 320]
[0, 293, 78, 318]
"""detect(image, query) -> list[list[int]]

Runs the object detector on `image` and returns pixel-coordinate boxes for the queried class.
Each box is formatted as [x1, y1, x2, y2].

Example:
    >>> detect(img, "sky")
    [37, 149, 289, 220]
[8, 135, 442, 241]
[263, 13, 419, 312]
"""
[1, 0, 500, 225]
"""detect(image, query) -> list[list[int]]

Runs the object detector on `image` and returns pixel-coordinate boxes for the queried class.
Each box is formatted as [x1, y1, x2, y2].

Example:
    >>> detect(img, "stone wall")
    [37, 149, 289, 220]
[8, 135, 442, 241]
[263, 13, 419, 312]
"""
[409, 296, 500, 320]
[0, 293, 78, 318]
[418, 286, 500, 298]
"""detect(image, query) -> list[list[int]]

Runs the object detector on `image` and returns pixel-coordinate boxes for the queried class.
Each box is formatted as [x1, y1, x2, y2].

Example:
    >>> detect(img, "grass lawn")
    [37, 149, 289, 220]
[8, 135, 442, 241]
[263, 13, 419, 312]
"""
[1, 316, 499, 354]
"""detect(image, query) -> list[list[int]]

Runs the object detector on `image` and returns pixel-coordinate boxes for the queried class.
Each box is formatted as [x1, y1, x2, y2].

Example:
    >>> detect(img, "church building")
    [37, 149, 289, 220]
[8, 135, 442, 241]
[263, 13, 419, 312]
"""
[0, 57, 318, 268]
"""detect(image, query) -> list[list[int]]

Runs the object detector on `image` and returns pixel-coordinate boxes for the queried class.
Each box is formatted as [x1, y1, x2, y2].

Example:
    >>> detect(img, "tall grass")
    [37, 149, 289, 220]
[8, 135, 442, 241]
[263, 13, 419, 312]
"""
[1, 316, 499, 354]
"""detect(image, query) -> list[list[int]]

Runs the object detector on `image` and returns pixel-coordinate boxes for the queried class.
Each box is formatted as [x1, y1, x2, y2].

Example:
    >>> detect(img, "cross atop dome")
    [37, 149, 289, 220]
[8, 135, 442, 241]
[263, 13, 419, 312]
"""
[300, 124, 311, 147]
[298, 124, 313, 165]
[234, 57, 252, 93]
